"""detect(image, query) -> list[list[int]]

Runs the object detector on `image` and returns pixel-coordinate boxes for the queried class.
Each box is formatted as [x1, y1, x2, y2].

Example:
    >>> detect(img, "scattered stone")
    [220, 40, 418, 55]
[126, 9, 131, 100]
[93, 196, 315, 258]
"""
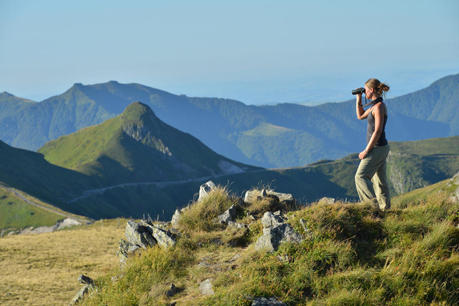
[118, 239, 140, 264]
[251, 297, 286, 305]
[125, 221, 156, 249]
[69, 285, 90, 305]
[228, 221, 248, 230]
[269, 191, 294, 204]
[320, 197, 336, 204]
[199, 279, 215, 295]
[255, 212, 303, 252]
[199, 181, 217, 201]
[171, 209, 182, 228]
[141, 221, 177, 248]
[244, 190, 259, 204]
[217, 204, 240, 223]
[261, 212, 285, 229]
[70, 275, 95, 305]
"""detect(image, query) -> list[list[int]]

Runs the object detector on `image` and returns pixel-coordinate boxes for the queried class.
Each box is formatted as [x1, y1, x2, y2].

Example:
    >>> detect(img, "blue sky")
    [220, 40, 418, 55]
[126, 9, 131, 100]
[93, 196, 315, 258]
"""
[0, 0, 458, 104]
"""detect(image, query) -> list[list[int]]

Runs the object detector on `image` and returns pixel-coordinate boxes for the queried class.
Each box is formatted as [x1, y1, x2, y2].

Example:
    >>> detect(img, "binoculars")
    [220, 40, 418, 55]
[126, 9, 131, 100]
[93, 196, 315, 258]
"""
[352, 87, 365, 95]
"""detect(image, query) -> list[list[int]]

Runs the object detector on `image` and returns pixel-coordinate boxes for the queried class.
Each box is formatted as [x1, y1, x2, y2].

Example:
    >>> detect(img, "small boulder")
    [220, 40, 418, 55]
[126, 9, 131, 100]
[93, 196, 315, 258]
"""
[261, 212, 285, 229]
[69, 285, 90, 305]
[199, 181, 216, 201]
[199, 279, 215, 295]
[171, 209, 182, 229]
[118, 239, 140, 264]
[141, 221, 176, 248]
[69, 275, 95, 305]
[217, 204, 240, 223]
[320, 197, 336, 204]
[125, 221, 156, 249]
[228, 221, 248, 230]
[255, 212, 303, 252]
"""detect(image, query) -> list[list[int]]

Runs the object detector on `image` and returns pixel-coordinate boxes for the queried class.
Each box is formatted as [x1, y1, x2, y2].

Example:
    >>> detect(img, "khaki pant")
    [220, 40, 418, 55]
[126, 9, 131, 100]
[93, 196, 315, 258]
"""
[355, 144, 391, 211]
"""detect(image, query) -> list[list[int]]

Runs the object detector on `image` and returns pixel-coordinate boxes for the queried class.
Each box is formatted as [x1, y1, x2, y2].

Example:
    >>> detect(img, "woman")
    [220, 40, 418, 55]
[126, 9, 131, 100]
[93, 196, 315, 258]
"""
[355, 78, 391, 213]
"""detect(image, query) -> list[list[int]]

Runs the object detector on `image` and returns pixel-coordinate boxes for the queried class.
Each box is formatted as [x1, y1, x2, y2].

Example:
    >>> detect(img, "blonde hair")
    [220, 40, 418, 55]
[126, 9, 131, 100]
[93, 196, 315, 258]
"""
[365, 78, 390, 98]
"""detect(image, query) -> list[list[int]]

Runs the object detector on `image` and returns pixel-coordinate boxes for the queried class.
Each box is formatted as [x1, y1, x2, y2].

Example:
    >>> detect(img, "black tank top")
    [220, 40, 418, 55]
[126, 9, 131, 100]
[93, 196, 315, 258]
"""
[366, 99, 388, 146]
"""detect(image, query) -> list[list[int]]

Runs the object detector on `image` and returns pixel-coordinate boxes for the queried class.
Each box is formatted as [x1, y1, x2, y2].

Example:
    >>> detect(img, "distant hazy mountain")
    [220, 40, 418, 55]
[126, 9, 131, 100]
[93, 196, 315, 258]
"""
[39, 102, 258, 186]
[1, 74, 458, 168]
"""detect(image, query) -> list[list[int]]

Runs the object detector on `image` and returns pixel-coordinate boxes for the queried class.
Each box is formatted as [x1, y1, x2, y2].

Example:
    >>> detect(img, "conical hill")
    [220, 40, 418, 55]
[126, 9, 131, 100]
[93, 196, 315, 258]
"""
[38, 102, 259, 186]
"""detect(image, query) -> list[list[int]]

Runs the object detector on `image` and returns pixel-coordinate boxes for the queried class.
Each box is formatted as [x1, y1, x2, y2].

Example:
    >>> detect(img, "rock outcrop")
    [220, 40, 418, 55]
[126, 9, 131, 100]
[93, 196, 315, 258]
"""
[199, 180, 217, 201]
[255, 212, 303, 252]
[69, 275, 95, 305]
[71, 181, 300, 304]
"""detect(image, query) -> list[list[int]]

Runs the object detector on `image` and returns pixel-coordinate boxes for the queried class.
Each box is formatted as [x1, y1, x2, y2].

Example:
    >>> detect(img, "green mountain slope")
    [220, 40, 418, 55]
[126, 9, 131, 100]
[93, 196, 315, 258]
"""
[0, 185, 90, 232]
[39, 102, 259, 186]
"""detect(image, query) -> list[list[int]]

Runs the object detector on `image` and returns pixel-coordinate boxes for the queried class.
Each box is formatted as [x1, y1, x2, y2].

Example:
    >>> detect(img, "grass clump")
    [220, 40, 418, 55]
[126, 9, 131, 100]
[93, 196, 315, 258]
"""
[79, 187, 459, 306]
[178, 185, 240, 233]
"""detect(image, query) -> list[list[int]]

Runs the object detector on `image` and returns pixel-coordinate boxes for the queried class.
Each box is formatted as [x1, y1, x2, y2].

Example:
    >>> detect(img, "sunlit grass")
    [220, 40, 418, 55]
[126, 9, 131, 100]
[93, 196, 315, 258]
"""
[0, 219, 125, 306]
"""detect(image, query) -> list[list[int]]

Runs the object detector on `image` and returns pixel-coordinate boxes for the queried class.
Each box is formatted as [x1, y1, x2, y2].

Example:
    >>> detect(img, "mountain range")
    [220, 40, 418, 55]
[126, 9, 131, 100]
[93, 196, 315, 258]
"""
[1, 73, 458, 168]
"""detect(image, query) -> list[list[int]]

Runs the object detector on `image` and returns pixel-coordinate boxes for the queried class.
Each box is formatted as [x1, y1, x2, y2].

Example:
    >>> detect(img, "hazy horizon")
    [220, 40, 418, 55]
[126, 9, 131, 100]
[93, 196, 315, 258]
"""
[1, 0, 458, 105]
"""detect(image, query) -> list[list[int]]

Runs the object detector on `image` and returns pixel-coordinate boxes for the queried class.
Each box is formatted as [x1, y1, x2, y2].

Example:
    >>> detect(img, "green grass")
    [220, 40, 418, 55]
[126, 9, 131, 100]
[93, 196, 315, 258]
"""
[80, 185, 459, 306]
[0, 188, 64, 230]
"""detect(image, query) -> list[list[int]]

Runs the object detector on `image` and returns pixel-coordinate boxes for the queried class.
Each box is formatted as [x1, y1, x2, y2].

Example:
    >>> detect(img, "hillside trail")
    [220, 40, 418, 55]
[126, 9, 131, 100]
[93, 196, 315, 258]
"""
[0, 184, 90, 224]
[67, 169, 268, 204]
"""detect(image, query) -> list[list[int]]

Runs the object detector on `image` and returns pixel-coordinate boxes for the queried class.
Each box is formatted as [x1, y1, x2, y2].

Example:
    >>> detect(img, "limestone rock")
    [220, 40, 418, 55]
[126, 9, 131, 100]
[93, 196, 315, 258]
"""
[217, 204, 239, 223]
[199, 181, 216, 201]
[141, 221, 176, 248]
[199, 279, 215, 295]
[320, 197, 336, 204]
[261, 212, 285, 229]
[228, 221, 248, 230]
[244, 189, 295, 207]
[69, 275, 95, 305]
[171, 209, 182, 229]
[118, 239, 140, 264]
[69, 285, 90, 305]
[255, 212, 303, 252]
[251, 297, 286, 305]
[125, 221, 156, 249]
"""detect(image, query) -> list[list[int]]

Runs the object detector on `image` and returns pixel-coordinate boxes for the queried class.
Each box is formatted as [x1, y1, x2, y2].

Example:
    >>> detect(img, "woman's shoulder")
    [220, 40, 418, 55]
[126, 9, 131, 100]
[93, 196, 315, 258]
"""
[372, 102, 387, 115]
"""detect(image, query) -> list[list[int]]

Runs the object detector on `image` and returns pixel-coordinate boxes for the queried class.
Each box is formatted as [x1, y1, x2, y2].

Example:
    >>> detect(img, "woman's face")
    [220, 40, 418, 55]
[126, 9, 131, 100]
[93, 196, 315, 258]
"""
[364, 85, 374, 99]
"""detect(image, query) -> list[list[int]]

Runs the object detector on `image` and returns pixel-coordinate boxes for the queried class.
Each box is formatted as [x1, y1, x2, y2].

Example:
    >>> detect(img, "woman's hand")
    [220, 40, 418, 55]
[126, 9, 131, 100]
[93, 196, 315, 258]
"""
[358, 150, 368, 160]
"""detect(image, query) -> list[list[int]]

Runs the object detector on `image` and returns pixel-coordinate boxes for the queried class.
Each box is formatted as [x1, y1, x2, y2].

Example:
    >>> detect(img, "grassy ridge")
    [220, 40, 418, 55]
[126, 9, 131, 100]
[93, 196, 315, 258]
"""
[0, 188, 64, 230]
[80, 184, 459, 305]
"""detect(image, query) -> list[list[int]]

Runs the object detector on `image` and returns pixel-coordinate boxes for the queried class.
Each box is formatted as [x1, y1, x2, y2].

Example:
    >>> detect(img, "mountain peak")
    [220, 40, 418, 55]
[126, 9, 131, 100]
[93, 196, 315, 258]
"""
[121, 102, 159, 125]
[1, 91, 14, 97]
